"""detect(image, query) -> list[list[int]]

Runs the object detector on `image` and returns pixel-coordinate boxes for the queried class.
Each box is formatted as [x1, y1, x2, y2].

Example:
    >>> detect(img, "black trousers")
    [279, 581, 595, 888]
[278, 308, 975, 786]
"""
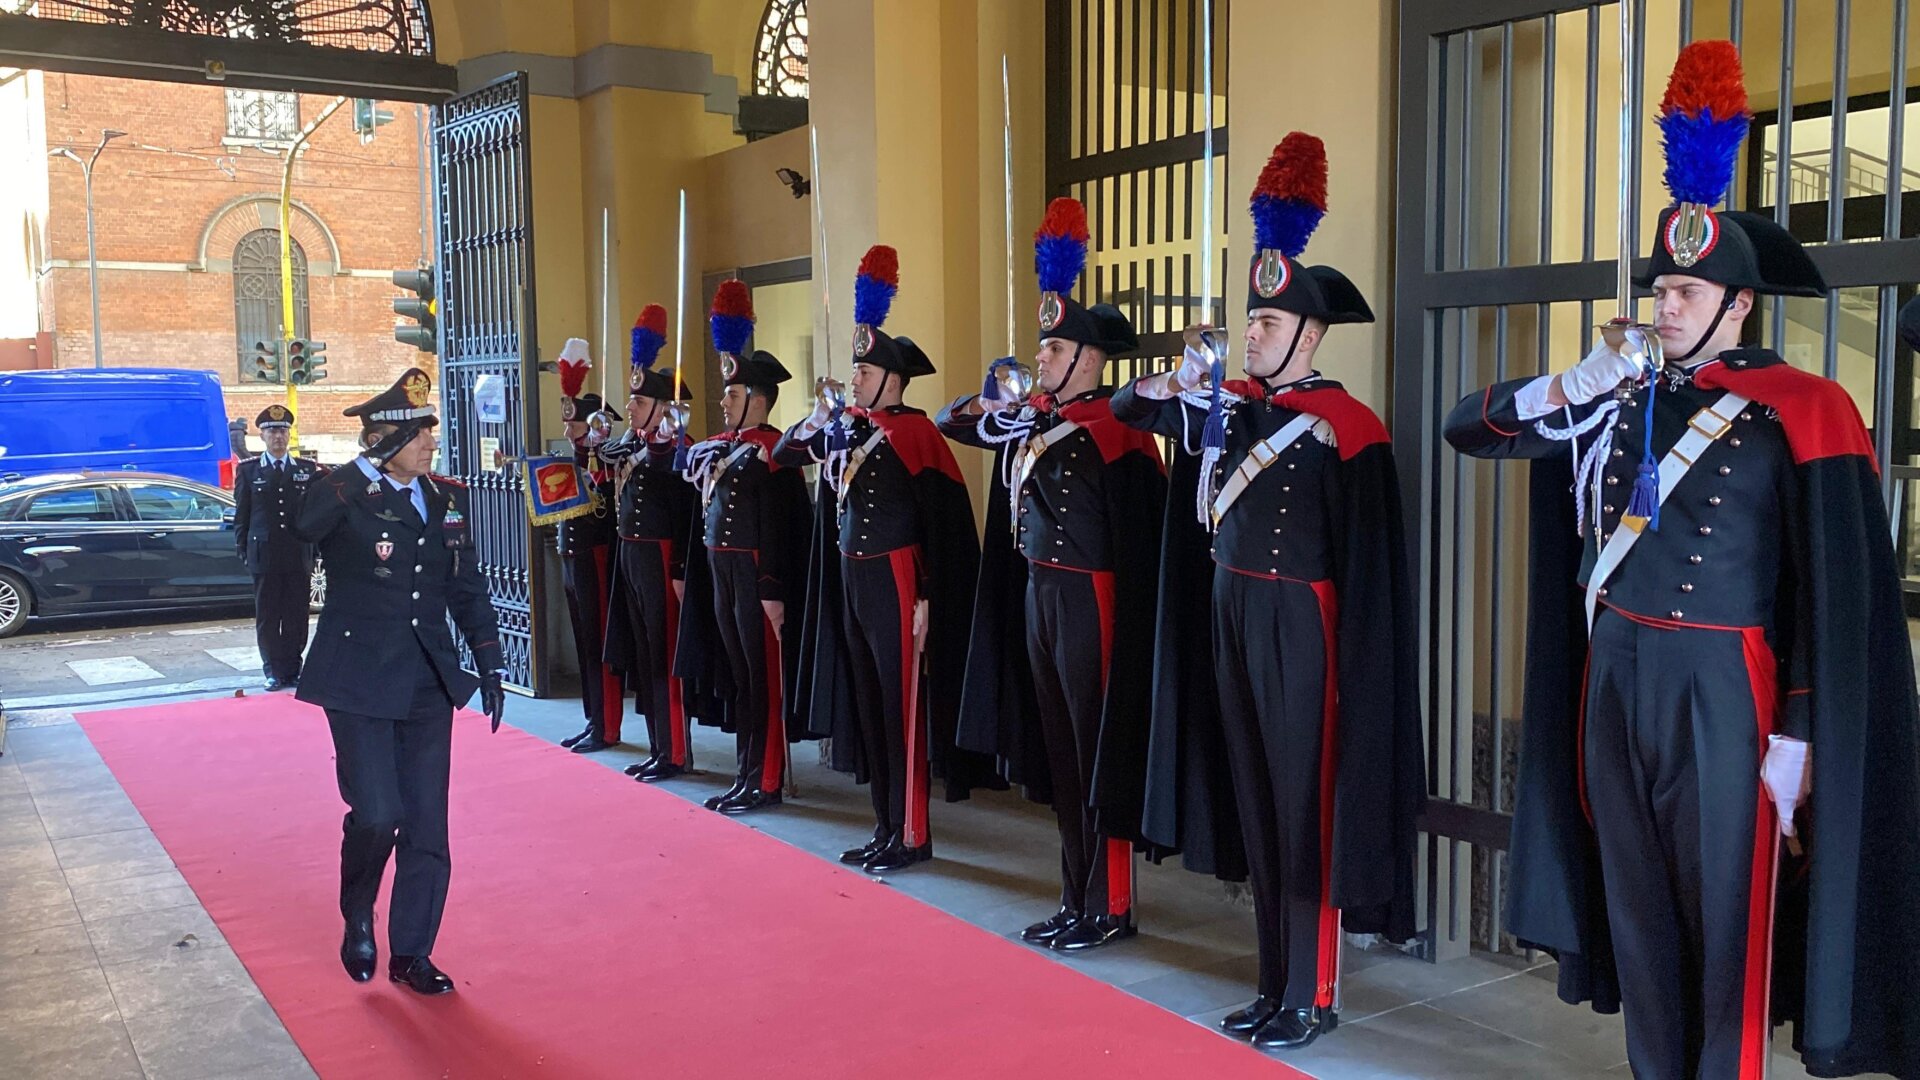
[1024, 563, 1132, 919]
[326, 655, 455, 957]
[616, 538, 687, 766]
[1584, 608, 1778, 1080]
[562, 542, 623, 742]
[1211, 569, 1341, 1007]
[841, 547, 928, 846]
[252, 571, 310, 681]
[711, 549, 784, 794]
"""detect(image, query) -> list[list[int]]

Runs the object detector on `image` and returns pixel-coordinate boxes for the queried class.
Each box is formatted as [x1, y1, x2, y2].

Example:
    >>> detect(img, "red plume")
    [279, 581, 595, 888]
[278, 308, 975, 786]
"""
[711, 279, 753, 320]
[857, 245, 900, 287]
[636, 304, 668, 336]
[1660, 40, 1748, 119]
[1252, 132, 1328, 210]
[1035, 198, 1090, 244]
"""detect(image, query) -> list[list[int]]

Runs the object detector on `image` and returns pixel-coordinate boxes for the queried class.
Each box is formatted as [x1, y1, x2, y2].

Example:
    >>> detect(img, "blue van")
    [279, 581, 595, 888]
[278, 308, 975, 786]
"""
[0, 369, 234, 487]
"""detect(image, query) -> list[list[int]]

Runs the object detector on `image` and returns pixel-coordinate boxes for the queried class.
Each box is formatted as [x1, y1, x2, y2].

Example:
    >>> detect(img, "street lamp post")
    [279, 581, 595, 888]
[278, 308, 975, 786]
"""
[49, 129, 125, 370]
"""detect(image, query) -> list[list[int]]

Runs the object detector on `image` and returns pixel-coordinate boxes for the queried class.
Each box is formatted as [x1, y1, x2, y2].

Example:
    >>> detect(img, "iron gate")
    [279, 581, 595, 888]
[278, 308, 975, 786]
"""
[434, 72, 548, 694]
[1393, 0, 1920, 959]
[1045, 0, 1229, 378]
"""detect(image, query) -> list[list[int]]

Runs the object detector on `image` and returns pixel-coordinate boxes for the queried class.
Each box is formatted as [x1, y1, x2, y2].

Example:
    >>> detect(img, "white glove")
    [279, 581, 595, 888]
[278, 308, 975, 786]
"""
[1558, 340, 1642, 405]
[652, 413, 677, 443]
[1174, 341, 1213, 391]
[1760, 735, 1811, 837]
[799, 398, 833, 437]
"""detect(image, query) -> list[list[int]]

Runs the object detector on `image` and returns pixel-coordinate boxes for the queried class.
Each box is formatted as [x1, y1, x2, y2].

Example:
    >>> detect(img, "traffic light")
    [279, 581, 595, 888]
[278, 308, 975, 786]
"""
[351, 98, 395, 144]
[286, 339, 329, 385]
[393, 267, 437, 353]
[247, 340, 283, 383]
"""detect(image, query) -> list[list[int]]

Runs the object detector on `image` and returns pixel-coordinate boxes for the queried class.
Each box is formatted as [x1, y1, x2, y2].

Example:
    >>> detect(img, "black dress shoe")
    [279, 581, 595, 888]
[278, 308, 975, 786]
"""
[636, 760, 682, 783]
[863, 839, 933, 875]
[340, 916, 376, 983]
[1219, 996, 1284, 1037]
[263, 677, 285, 692]
[704, 779, 747, 810]
[560, 727, 592, 748]
[1020, 907, 1081, 944]
[1048, 914, 1137, 952]
[840, 830, 890, 864]
[1250, 1006, 1337, 1051]
[570, 734, 617, 754]
[716, 788, 782, 815]
[625, 755, 660, 777]
[388, 955, 456, 995]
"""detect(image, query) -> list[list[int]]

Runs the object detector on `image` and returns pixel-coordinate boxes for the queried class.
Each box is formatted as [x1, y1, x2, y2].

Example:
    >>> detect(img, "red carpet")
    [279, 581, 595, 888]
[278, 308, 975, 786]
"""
[80, 696, 1300, 1079]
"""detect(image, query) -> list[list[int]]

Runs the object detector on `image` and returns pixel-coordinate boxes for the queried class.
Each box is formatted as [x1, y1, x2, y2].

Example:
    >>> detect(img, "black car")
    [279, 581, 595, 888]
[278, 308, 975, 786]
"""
[0, 471, 322, 638]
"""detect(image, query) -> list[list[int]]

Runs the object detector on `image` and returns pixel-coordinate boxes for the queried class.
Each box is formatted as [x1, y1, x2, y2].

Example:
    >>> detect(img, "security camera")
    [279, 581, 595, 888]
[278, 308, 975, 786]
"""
[775, 167, 811, 199]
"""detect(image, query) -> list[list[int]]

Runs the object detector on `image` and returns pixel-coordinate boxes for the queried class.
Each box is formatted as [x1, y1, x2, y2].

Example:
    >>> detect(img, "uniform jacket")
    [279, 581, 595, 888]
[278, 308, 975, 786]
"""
[234, 454, 323, 574]
[293, 460, 502, 720]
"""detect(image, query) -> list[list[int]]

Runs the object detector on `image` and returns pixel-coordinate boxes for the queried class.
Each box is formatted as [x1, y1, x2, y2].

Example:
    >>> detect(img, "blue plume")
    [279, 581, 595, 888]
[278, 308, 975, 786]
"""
[1250, 197, 1326, 259]
[1658, 109, 1747, 206]
[854, 275, 896, 328]
[1034, 198, 1089, 295]
[710, 313, 753, 356]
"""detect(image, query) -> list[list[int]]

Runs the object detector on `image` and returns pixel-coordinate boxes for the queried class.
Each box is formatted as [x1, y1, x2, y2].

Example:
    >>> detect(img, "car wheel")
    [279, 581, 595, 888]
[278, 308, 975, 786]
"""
[310, 563, 326, 612]
[0, 570, 30, 639]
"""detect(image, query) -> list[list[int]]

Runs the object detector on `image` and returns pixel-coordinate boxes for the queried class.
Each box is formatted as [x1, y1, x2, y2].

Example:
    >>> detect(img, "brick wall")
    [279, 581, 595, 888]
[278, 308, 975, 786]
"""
[39, 74, 435, 457]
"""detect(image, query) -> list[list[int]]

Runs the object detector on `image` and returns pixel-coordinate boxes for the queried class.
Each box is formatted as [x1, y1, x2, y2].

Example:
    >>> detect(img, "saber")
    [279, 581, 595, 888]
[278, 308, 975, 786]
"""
[1192, 0, 1227, 367]
[1002, 54, 1017, 359]
[809, 126, 844, 412]
[586, 208, 619, 443]
[1596, 0, 1662, 378]
[675, 190, 687, 404]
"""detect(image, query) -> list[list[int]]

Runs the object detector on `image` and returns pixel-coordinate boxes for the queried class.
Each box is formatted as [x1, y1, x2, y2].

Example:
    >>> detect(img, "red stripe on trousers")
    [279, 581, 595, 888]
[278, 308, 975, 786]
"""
[759, 606, 785, 794]
[591, 546, 623, 742]
[655, 540, 688, 767]
[888, 547, 928, 848]
[1738, 626, 1781, 1080]
[1309, 580, 1342, 1008]
[1088, 571, 1132, 919]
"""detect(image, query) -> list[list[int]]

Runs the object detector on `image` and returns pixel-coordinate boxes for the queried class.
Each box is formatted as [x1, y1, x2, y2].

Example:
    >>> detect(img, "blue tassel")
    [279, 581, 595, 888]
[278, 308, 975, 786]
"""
[1625, 382, 1662, 531]
[671, 435, 689, 473]
[1200, 354, 1229, 453]
[826, 413, 850, 453]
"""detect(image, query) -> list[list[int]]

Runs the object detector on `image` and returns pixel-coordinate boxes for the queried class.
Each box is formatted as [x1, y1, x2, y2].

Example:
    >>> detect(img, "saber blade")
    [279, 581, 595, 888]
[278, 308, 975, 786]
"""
[1199, 0, 1216, 328]
[809, 126, 833, 376]
[601, 207, 612, 403]
[1616, 0, 1636, 318]
[1003, 54, 1017, 359]
[675, 190, 687, 401]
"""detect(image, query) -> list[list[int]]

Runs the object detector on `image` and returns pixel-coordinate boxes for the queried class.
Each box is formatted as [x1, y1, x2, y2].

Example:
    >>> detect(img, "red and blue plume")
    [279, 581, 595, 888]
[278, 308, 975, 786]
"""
[630, 304, 668, 371]
[1657, 40, 1750, 206]
[1250, 132, 1327, 258]
[709, 279, 754, 356]
[1034, 197, 1089, 294]
[854, 245, 899, 328]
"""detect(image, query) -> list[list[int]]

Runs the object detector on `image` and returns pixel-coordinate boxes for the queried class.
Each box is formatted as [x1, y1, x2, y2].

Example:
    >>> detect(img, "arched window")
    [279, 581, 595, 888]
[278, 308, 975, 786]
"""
[232, 229, 310, 376]
[752, 0, 808, 98]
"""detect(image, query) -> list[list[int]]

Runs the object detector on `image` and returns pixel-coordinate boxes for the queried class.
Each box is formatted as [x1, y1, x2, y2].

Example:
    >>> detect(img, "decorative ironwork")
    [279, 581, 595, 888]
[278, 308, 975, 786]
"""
[231, 227, 307, 374]
[435, 72, 547, 694]
[22, 0, 433, 57]
[752, 0, 808, 98]
[225, 88, 298, 142]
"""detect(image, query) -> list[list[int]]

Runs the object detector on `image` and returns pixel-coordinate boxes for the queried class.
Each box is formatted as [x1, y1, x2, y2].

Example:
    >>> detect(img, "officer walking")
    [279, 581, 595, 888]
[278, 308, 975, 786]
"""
[233, 404, 324, 691]
[294, 367, 507, 996]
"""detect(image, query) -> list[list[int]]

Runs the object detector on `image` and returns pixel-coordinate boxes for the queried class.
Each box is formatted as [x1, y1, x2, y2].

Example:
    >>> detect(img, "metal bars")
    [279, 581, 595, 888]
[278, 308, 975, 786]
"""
[1048, 0, 1230, 376]
[1395, 0, 1920, 957]
[433, 73, 546, 695]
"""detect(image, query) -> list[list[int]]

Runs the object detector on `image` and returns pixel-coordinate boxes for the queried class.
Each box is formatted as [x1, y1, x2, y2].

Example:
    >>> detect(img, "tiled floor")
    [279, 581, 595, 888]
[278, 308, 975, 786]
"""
[0, 694, 1856, 1079]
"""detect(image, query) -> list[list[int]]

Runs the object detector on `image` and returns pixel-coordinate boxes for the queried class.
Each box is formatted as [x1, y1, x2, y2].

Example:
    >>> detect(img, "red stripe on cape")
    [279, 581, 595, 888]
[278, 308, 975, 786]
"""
[1276, 385, 1391, 462]
[1059, 396, 1166, 470]
[867, 408, 967, 486]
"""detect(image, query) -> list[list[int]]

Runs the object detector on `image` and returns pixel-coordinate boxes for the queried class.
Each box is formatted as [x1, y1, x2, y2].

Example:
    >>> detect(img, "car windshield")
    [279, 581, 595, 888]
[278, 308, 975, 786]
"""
[23, 485, 120, 523]
[126, 483, 226, 523]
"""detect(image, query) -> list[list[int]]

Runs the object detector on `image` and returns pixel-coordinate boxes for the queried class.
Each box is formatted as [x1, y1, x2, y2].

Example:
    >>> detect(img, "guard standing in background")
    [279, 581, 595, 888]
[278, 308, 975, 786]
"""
[233, 403, 324, 691]
[554, 339, 625, 755]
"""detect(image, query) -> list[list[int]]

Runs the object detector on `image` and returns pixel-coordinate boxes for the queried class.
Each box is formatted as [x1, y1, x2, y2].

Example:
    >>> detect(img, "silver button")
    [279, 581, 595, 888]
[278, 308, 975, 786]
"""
[1740, 412, 1753, 421]
[1049, 557, 1059, 564]
[1597, 587, 1608, 597]
[1055, 539, 1064, 546]
[1699, 526, 1712, 536]
[1604, 504, 1616, 514]
[1718, 466, 1731, 476]
[1612, 449, 1625, 459]
[1689, 554, 1703, 564]
[1617, 422, 1630, 432]
[1273, 528, 1282, 535]
[1282, 486, 1291, 492]
[1680, 583, 1694, 593]
[1606, 476, 1620, 486]
[410, 618, 419, 626]
[412, 591, 420, 599]
[1672, 610, 1685, 619]
[1288, 463, 1296, 470]
[1708, 496, 1722, 507]
[415, 565, 423, 572]
[1270, 549, 1279, 556]
[417, 538, 425, 546]
[1729, 438, 1742, 448]
[382, 532, 390, 539]
[343, 630, 352, 637]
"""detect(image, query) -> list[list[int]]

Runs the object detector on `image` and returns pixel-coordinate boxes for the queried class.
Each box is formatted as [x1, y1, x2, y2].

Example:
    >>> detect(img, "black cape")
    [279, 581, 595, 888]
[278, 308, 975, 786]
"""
[784, 409, 999, 799]
[671, 432, 815, 743]
[1480, 354, 1920, 1078]
[602, 444, 722, 723]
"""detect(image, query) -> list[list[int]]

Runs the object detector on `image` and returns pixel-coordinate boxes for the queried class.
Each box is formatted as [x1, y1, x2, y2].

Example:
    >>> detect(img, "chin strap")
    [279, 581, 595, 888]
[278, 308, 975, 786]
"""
[1671, 287, 1737, 365]
[1041, 343, 1087, 398]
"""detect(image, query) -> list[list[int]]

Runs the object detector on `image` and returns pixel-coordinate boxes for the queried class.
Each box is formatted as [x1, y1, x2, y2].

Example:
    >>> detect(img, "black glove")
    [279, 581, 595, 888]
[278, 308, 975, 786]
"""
[481, 673, 506, 733]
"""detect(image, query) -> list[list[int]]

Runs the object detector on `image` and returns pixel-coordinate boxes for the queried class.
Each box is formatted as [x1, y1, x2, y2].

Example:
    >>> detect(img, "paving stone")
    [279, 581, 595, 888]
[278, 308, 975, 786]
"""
[53, 827, 175, 888]
[101, 945, 263, 1019]
[0, 922, 100, 990]
[71, 868, 202, 923]
[124, 996, 309, 1080]
[84, 902, 228, 966]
